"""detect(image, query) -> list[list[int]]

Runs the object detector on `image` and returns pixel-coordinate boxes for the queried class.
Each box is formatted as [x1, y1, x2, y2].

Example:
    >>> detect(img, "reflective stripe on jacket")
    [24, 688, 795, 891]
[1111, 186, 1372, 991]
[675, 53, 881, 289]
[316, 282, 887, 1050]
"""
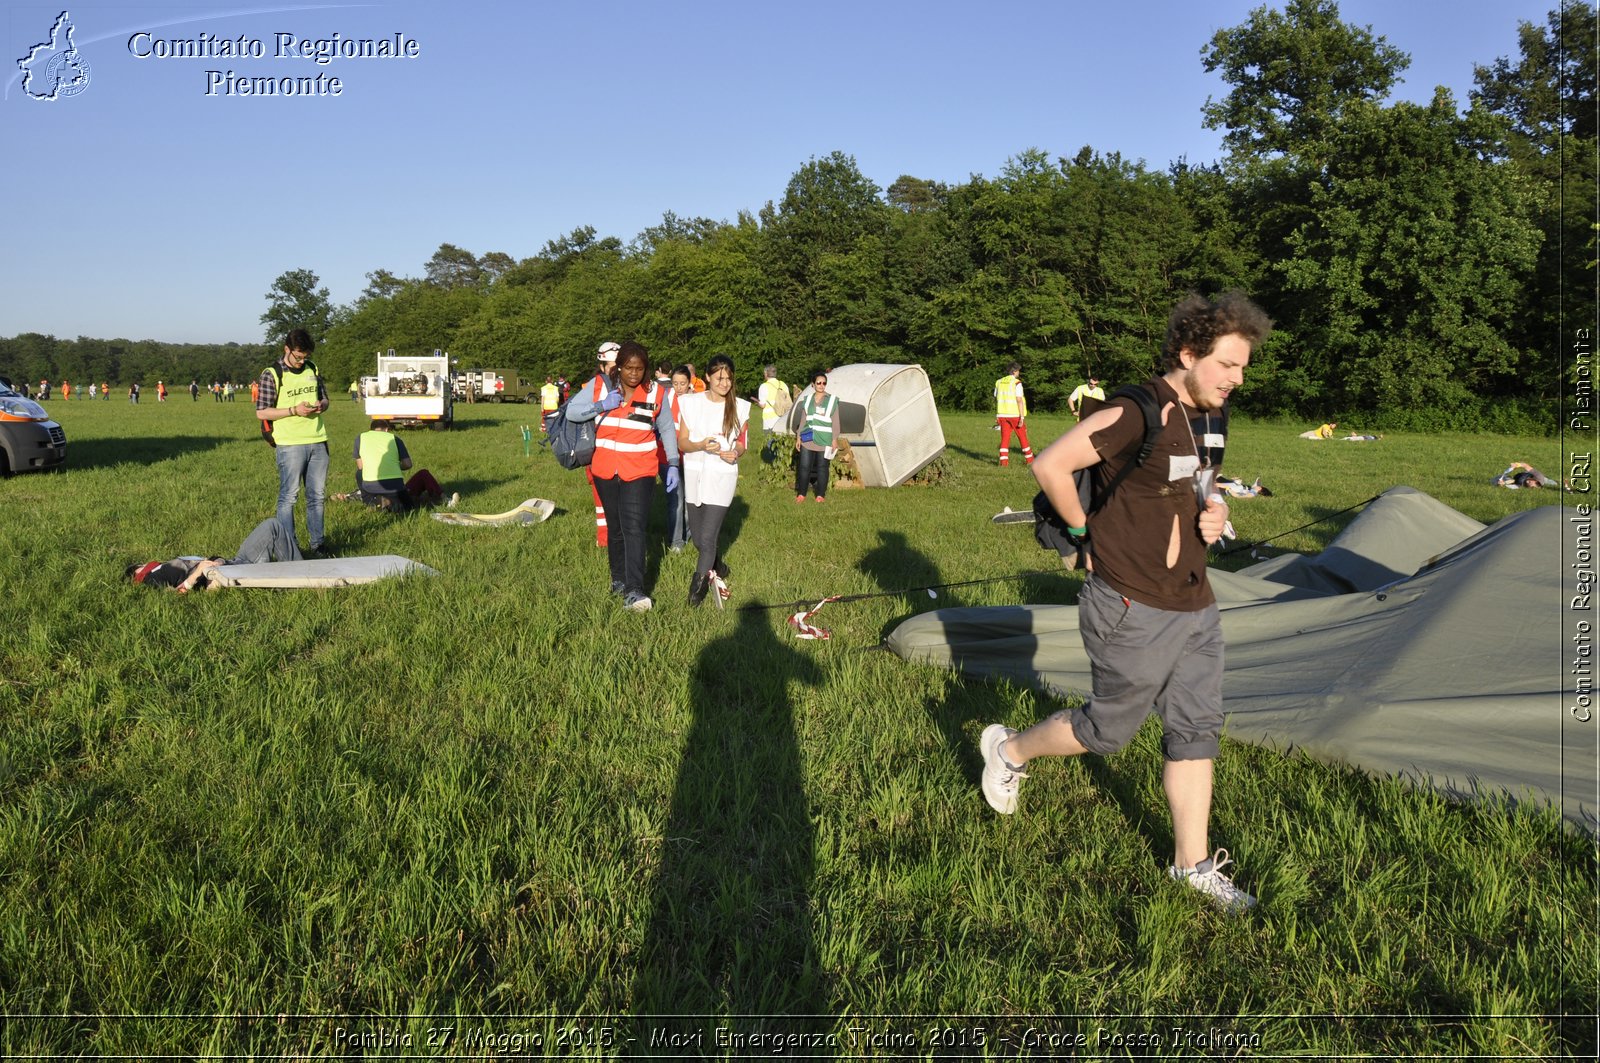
[594, 381, 671, 481]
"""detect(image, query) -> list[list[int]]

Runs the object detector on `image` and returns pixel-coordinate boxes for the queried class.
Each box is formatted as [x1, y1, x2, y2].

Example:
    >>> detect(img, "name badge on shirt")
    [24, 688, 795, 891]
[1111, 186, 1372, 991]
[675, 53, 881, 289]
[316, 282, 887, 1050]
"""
[1202, 433, 1225, 450]
[1169, 454, 1200, 481]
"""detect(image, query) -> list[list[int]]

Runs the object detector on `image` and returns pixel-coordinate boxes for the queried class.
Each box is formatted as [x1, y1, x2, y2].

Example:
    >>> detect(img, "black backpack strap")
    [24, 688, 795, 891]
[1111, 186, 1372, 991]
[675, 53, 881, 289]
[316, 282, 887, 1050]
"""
[1086, 384, 1163, 513]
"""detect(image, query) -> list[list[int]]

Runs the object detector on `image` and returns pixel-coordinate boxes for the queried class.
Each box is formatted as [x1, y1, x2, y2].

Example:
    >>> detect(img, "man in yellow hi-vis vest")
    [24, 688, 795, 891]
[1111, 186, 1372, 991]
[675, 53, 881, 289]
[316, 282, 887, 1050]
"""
[256, 328, 331, 556]
[994, 361, 1033, 466]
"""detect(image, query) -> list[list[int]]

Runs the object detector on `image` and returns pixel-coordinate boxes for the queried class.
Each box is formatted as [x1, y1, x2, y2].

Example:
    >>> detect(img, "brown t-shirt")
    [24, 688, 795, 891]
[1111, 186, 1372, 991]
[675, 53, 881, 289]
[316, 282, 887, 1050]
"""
[1086, 377, 1219, 612]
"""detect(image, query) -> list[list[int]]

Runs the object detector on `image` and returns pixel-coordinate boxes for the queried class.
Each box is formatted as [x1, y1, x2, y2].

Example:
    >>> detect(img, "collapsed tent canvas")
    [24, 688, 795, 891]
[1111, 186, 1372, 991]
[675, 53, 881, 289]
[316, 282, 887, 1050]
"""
[207, 555, 439, 588]
[432, 497, 555, 527]
[888, 487, 1593, 828]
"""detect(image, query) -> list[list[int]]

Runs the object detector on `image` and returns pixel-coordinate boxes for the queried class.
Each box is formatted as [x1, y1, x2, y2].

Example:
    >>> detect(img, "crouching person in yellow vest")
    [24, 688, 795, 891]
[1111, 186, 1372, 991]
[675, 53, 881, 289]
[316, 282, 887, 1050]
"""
[353, 420, 449, 513]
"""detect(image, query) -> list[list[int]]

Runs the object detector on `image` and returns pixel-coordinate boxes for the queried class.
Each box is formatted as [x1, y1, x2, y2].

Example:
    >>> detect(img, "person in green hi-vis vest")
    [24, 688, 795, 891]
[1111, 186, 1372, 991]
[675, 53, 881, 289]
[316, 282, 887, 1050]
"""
[255, 328, 332, 557]
[794, 370, 840, 503]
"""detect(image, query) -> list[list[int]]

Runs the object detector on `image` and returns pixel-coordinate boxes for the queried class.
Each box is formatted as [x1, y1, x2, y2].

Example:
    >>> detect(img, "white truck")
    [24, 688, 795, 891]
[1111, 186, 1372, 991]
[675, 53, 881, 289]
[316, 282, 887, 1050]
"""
[364, 350, 454, 430]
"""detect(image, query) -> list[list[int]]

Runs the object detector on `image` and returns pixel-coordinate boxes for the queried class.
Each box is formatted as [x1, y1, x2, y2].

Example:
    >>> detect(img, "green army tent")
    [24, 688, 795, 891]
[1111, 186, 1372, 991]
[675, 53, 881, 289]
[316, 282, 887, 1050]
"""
[888, 487, 1594, 828]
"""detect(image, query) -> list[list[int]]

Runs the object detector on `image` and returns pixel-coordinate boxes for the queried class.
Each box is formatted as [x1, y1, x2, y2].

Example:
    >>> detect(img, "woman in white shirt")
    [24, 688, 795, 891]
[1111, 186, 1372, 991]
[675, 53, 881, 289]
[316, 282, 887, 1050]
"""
[676, 354, 751, 607]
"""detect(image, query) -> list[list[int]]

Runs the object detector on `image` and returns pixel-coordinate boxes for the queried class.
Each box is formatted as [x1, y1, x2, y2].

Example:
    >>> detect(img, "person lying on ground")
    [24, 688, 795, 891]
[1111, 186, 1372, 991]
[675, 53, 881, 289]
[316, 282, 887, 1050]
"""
[1297, 422, 1336, 440]
[1340, 432, 1382, 442]
[1217, 475, 1272, 498]
[126, 517, 301, 592]
[1493, 461, 1565, 490]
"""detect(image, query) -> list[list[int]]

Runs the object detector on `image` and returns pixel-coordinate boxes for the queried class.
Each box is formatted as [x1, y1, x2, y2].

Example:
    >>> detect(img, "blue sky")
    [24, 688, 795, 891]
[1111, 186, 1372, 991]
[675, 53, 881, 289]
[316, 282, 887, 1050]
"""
[1, 0, 1558, 345]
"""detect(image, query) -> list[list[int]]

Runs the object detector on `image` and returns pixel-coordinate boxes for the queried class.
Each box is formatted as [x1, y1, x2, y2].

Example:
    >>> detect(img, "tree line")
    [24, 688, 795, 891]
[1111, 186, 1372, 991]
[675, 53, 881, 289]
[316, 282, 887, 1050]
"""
[4, 2, 1590, 432]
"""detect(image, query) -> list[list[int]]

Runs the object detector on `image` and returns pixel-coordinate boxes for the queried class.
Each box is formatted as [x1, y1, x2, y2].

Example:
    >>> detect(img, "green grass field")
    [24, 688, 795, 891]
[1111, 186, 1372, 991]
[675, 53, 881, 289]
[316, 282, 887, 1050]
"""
[0, 395, 1590, 1058]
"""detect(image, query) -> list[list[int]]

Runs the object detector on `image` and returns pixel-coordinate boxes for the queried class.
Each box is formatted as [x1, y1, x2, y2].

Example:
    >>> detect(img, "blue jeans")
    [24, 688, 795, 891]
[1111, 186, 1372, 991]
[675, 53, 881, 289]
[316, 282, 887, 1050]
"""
[593, 474, 657, 598]
[796, 446, 830, 498]
[274, 441, 329, 550]
[663, 463, 688, 548]
[229, 517, 304, 565]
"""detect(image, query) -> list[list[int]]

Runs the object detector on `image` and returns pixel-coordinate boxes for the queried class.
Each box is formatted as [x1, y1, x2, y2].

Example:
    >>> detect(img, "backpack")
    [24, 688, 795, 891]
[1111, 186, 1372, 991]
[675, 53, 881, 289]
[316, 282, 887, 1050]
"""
[1033, 384, 1164, 565]
[770, 381, 794, 420]
[549, 377, 604, 470]
[259, 359, 319, 447]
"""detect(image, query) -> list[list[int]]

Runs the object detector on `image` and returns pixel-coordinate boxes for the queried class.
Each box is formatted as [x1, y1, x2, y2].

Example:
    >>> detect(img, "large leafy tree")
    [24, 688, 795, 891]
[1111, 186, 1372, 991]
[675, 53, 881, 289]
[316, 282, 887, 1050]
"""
[260, 268, 333, 346]
[1278, 93, 1542, 415]
[1472, 4, 1596, 156]
[1201, 0, 1550, 422]
[1471, 4, 1597, 396]
[634, 220, 776, 367]
[1201, 0, 1409, 164]
[424, 243, 484, 290]
[760, 152, 893, 362]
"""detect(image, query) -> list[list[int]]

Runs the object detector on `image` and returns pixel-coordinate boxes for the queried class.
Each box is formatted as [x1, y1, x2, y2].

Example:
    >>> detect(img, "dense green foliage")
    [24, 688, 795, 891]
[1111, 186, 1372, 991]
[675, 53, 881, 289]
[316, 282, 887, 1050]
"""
[2, 3, 1590, 434]
[0, 398, 1585, 1056]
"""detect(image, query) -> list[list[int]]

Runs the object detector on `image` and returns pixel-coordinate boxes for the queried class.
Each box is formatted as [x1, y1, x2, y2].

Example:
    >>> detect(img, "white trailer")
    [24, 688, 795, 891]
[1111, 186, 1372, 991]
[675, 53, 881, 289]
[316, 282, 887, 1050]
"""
[782, 363, 945, 486]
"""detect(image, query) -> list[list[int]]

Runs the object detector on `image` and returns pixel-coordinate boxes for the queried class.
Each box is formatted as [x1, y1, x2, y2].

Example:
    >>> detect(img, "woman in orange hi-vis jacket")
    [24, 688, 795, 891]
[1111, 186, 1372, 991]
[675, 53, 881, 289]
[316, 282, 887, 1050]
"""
[565, 341, 680, 612]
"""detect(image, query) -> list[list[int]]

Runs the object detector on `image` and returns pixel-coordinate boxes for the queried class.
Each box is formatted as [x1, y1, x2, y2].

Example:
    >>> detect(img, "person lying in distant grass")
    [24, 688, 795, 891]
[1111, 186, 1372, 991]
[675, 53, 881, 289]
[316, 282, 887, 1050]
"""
[1493, 461, 1566, 490]
[125, 517, 301, 593]
[1217, 475, 1272, 498]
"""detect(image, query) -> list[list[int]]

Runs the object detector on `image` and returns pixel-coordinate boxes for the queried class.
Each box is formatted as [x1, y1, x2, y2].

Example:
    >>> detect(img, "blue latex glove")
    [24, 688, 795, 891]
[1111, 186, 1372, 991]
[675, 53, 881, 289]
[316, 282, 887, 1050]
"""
[598, 388, 624, 412]
[665, 465, 680, 493]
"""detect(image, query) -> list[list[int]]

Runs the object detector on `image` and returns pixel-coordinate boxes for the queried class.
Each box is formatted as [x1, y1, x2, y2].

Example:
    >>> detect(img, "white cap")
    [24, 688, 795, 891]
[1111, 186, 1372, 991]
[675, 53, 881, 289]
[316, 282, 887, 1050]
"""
[596, 341, 620, 363]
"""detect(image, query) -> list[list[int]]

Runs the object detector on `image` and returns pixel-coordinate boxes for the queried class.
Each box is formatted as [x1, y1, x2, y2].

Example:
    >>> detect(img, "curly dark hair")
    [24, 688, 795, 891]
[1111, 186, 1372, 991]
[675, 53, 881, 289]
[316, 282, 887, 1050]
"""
[284, 328, 315, 354]
[1161, 292, 1272, 370]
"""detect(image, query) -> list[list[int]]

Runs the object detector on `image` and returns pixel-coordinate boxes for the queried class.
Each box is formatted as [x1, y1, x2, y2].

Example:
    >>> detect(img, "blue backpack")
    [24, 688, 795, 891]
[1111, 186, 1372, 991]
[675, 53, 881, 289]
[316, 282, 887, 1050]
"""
[548, 377, 605, 470]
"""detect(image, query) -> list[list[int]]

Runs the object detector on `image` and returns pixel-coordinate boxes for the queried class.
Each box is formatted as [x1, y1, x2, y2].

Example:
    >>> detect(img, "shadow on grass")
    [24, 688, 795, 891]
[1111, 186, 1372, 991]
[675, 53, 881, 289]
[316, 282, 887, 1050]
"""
[1017, 566, 1079, 606]
[440, 411, 530, 433]
[858, 529, 957, 641]
[942, 442, 996, 463]
[65, 434, 235, 469]
[632, 606, 827, 1024]
[1079, 740, 1175, 865]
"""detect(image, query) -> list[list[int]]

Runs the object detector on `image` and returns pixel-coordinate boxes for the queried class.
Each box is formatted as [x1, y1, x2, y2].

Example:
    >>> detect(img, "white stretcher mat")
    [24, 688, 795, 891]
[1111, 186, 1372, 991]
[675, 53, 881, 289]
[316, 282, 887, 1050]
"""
[209, 555, 439, 588]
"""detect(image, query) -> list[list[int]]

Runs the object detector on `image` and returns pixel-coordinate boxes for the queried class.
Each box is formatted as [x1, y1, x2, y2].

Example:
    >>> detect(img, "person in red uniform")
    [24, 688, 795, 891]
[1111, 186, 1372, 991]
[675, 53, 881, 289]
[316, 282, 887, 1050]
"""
[583, 342, 621, 546]
[564, 340, 680, 612]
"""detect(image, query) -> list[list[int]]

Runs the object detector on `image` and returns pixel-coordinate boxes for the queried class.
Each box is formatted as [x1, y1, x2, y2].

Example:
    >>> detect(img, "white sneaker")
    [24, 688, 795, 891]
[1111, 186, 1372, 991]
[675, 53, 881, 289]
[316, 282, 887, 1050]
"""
[447, 492, 460, 509]
[710, 572, 729, 608]
[979, 724, 1026, 814]
[1170, 849, 1256, 912]
[623, 594, 653, 612]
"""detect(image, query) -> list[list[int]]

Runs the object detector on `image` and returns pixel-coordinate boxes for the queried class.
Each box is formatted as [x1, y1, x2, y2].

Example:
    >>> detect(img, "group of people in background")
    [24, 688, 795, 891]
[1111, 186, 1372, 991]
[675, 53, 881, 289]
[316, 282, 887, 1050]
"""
[33, 379, 114, 402]
[187, 379, 240, 401]
[33, 378, 252, 403]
